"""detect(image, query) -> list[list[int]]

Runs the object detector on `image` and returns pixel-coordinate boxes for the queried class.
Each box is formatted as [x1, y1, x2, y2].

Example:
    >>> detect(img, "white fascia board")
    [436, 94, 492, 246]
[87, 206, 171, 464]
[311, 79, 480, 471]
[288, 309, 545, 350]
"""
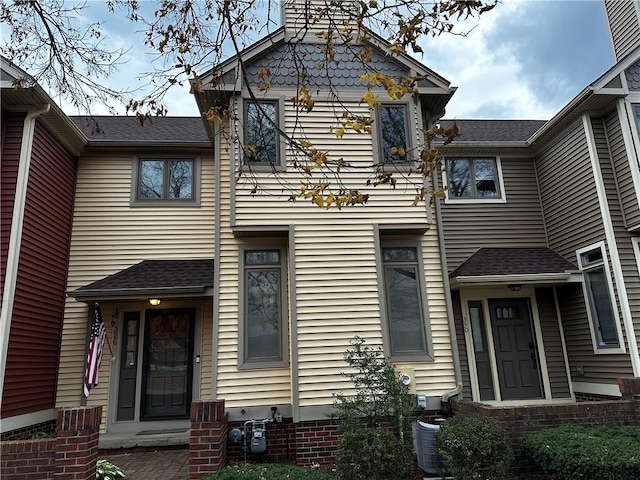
[450, 272, 581, 289]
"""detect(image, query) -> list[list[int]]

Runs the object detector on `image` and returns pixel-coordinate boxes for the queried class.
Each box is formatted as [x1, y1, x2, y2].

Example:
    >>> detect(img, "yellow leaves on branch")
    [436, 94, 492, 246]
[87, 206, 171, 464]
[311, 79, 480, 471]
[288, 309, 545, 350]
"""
[291, 85, 315, 112]
[358, 72, 414, 108]
[288, 183, 370, 209]
[331, 112, 373, 138]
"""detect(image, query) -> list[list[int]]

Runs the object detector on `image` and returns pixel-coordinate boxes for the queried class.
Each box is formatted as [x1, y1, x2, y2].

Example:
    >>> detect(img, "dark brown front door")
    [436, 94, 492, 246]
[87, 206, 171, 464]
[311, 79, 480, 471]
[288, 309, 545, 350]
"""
[489, 299, 542, 400]
[141, 308, 195, 419]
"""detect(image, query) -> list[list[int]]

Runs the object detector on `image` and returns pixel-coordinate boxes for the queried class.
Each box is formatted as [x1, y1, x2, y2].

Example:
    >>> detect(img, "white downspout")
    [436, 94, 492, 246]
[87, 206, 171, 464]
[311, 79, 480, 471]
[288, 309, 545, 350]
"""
[0, 104, 51, 402]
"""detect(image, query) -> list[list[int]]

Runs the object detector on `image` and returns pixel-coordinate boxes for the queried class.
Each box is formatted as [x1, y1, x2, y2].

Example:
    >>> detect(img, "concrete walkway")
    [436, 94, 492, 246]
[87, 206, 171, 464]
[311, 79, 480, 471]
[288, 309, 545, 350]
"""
[101, 448, 189, 480]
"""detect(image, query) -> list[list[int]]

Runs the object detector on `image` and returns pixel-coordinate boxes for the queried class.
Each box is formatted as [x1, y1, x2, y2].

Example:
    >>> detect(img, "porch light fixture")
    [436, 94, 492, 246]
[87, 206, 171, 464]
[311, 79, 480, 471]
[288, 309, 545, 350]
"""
[148, 298, 162, 306]
[507, 284, 522, 292]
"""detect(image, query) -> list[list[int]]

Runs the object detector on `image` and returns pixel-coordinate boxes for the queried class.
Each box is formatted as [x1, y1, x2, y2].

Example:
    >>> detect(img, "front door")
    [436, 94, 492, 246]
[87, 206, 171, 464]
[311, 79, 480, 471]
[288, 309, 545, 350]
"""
[140, 308, 195, 419]
[489, 299, 542, 400]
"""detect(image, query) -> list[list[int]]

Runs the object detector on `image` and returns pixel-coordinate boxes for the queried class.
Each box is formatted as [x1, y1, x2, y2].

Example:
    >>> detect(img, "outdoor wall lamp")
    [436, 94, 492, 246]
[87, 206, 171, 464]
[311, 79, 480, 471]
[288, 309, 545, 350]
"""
[148, 298, 162, 306]
[507, 284, 522, 292]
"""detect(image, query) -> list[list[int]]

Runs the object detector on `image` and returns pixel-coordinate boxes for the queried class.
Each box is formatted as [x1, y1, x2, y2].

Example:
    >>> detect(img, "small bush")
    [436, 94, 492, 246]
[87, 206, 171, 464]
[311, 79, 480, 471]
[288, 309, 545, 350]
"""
[200, 464, 334, 480]
[434, 415, 512, 480]
[96, 459, 125, 480]
[336, 428, 413, 480]
[521, 425, 640, 480]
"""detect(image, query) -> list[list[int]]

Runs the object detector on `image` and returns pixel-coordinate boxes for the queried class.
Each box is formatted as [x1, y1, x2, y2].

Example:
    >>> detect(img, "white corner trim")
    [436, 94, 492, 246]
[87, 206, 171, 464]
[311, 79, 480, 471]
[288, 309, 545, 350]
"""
[0, 409, 57, 434]
[572, 381, 622, 398]
[583, 115, 640, 375]
[0, 104, 50, 400]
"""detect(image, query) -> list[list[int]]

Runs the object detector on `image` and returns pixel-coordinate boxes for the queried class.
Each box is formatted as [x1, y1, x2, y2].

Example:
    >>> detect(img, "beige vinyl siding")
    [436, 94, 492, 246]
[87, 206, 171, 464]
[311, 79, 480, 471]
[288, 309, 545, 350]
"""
[56, 153, 215, 423]
[603, 0, 640, 62]
[282, 0, 354, 41]
[216, 125, 292, 407]
[439, 157, 547, 273]
[235, 101, 430, 224]
[535, 119, 605, 260]
[605, 108, 640, 229]
[224, 98, 456, 409]
[535, 288, 571, 399]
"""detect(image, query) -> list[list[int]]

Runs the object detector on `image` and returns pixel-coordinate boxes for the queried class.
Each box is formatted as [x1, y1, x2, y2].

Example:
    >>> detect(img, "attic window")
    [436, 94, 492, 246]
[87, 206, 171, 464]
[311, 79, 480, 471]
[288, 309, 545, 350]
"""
[244, 100, 281, 166]
[378, 103, 409, 165]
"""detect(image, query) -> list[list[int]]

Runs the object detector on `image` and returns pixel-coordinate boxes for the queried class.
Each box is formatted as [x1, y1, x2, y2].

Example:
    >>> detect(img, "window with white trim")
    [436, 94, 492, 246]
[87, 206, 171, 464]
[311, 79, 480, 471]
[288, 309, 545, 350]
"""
[577, 243, 621, 349]
[445, 157, 503, 200]
[381, 246, 429, 358]
[240, 248, 288, 367]
[135, 157, 198, 203]
[634, 104, 640, 130]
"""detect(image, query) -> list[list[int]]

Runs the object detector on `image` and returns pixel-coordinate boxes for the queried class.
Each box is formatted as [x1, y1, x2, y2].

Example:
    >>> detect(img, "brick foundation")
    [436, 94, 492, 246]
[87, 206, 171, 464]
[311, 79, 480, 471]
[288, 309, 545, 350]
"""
[1, 406, 101, 480]
[295, 420, 341, 466]
[1, 419, 57, 442]
[189, 399, 228, 480]
[452, 397, 640, 472]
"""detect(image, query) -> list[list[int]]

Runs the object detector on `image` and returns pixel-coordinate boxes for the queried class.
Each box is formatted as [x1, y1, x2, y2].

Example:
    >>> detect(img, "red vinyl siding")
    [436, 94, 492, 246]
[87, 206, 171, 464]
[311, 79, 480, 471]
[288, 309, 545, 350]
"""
[1, 112, 25, 304]
[1, 119, 78, 418]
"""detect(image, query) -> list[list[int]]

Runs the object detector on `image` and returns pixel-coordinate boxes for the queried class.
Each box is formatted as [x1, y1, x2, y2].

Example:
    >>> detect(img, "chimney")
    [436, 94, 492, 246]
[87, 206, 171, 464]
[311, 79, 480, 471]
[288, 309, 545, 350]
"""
[281, 0, 359, 42]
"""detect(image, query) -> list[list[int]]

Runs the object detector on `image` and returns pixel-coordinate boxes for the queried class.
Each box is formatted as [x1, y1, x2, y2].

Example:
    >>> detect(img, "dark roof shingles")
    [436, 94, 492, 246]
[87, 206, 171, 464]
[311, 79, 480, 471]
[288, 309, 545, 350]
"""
[74, 259, 214, 292]
[70, 116, 209, 143]
[450, 248, 577, 278]
[438, 119, 547, 143]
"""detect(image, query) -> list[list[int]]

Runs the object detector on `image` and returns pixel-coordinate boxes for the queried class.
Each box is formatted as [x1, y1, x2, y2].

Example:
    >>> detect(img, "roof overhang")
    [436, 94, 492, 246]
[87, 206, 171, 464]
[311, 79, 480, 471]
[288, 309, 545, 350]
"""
[69, 286, 214, 303]
[450, 272, 582, 290]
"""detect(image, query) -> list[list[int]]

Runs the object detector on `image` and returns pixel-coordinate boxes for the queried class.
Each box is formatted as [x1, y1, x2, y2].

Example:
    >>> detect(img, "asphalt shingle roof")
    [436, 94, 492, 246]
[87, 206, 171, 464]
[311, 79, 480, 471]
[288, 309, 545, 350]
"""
[438, 119, 547, 143]
[73, 259, 214, 294]
[450, 248, 577, 278]
[70, 116, 209, 143]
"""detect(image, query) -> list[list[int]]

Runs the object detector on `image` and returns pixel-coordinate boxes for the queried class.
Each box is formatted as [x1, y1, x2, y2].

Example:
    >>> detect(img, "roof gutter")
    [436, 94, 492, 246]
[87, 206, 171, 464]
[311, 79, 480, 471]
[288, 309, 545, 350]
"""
[450, 272, 582, 289]
[0, 103, 51, 399]
[68, 285, 210, 301]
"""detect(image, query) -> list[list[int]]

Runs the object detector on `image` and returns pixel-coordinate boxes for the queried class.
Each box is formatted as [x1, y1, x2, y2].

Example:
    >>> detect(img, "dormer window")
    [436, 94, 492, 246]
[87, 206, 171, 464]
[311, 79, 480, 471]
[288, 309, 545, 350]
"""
[445, 157, 504, 201]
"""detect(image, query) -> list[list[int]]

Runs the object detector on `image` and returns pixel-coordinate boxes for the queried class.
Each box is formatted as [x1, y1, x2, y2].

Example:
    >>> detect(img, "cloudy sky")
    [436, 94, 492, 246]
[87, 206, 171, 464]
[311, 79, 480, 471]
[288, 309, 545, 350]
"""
[73, 0, 614, 120]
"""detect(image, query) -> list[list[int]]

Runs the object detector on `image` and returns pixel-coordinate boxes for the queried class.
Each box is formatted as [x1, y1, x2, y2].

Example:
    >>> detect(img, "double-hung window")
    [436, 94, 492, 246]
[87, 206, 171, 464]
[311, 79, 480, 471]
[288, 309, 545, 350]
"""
[577, 243, 622, 351]
[244, 100, 281, 167]
[378, 103, 409, 165]
[240, 248, 287, 367]
[445, 157, 503, 200]
[136, 158, 196, 202]
[381, 246, 429, 359]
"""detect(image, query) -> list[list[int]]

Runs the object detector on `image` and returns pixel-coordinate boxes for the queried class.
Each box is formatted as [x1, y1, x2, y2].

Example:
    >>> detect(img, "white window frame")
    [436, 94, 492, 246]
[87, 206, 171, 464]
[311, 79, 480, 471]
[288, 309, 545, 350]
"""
[576, 242, 625, 354]
[241, 97, 286, 171]
[238, 245, 289, 369]
[378, 241, 433, 362]
[131, 156, 200, 206]
[442, 156, 507, 204]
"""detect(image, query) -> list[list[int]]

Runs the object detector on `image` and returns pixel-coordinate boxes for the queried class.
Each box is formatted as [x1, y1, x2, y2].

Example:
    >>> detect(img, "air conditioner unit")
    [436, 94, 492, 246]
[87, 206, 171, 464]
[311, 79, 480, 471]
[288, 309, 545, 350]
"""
[413, 418, 447, 474]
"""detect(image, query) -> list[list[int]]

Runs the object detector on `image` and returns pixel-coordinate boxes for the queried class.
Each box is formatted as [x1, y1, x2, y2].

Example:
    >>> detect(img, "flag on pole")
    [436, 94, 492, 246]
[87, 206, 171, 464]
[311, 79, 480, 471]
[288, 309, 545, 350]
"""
[83, 303, 106, 397]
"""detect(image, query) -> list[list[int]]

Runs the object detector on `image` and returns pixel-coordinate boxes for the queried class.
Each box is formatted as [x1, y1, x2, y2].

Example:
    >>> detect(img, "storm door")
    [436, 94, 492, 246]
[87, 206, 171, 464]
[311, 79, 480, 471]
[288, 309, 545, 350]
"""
[141, 308, 195, 419]
[489, 299, 542, 400]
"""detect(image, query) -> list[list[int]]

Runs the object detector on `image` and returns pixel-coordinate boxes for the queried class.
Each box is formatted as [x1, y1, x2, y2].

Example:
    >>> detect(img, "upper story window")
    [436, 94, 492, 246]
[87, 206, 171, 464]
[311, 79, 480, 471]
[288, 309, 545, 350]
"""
[240, 247, 288, 368]
[381, 246, 430, 360]
[577, 243, 622, 352]
[377, 103, 409, 165]
[445, 157, 503, 201]
[244, 100, 281, 167]
[136, 158, 197, 203]
[634, 104, 640, 129]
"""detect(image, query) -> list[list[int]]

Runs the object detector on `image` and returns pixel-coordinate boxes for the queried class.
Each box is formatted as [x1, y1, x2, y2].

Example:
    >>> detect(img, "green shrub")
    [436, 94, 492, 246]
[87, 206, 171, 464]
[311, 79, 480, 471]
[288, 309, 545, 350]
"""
[434, 415, 512, 480]
[336, 428, 413, 480]
[96, 459, 125, 480]
[200, 463, 334, 480]
[332, 337, 416, 480]
[520, 425, 640, 480]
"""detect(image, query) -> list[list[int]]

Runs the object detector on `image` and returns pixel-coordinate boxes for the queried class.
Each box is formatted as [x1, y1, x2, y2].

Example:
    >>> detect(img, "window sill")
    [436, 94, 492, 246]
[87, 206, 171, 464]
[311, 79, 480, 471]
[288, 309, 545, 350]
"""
[592, 345, 626, 355]
[131, 200, 201, 207]
[444, 197, 506, 205]
[238, 360, 290, 370]
[389, 353, 434, 363]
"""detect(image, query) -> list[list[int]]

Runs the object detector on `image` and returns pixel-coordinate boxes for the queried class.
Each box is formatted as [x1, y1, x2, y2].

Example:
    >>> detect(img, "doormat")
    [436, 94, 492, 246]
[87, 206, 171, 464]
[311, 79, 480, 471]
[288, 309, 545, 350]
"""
[136, 428, 189, 436]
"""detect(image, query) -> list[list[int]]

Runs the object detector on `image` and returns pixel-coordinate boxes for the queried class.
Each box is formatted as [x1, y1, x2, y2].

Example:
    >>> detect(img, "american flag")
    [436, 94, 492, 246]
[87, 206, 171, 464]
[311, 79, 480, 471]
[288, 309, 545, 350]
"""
[83, 303, 106, 397]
